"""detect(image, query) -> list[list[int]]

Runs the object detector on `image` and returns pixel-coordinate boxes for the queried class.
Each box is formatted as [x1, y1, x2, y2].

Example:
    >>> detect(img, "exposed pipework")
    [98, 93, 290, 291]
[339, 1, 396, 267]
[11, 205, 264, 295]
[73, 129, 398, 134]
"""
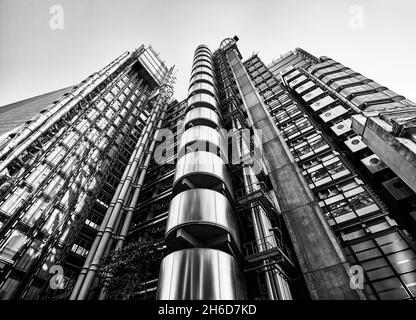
[157, 45, 246, 300]
[69, 68, 175, 300]
[232, 116, 292, 300]
[0, 49, 140, 174]
[0, 70, 151, 297]
[96, 73, 175, 300]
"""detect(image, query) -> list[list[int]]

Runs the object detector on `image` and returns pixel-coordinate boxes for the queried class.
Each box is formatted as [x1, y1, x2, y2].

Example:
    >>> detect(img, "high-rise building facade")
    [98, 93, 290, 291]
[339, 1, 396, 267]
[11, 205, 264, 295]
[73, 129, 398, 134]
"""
[0, 37, 415, 300]
[0, 45, 175, 299]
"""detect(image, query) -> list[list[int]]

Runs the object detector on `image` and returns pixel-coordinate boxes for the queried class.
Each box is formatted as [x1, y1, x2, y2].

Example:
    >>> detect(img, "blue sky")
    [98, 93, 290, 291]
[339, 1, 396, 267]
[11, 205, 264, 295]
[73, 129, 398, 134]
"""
[1, 0, 415, 106]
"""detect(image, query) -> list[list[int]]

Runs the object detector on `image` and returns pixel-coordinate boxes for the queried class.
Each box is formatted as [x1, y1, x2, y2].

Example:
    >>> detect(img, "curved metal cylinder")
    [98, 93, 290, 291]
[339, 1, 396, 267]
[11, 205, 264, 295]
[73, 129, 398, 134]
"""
[192, 60, 213, 72]
[195, 46, 211, 56]
[172, 151, 233, 198]
[188, 82, 218, 99]
[195, 44, 211, 51]
[189, 73, 215, 88]
[191, 66, 214, 79]
[165, 189, 240, 250]
[193, 51, 212, 62]
[183, 107, 222, 130]
[193, 56, 212, 66]
[178, 125, 227, 160]
[157, 248, 246, 300]
[187, 93, 219, 113]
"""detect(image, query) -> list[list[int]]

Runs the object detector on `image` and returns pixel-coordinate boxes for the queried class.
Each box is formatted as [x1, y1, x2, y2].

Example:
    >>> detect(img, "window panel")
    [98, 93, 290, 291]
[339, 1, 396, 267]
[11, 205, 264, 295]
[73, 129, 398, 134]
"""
[0, 230, 28, 262]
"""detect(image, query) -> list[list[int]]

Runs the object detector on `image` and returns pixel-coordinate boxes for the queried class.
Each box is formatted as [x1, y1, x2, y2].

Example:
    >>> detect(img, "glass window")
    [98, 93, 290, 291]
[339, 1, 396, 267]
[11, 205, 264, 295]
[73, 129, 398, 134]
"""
[324, 200, 352, 218]
[373, 278, 409, 300]
[0, 277, 20, 300]
[23, 284, 42, 300]
[348, 192, 375, 211]
[0, 230, 28, 262]
[16, 239, 44, 271]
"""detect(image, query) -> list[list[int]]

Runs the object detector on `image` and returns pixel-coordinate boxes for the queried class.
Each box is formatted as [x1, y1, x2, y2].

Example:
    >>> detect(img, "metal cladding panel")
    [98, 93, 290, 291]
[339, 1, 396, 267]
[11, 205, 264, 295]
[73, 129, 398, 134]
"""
[173, 151, 233, 197]
[165, 189, 240, 248]
[319, 105, 348, 123]
[382, 177, 415, 201]
[361, 154, 388, 173]
[189, 73, 215, 87]
[288, 75, 308, 88]
[157, 248, 246, 300]
[188, 82, 217, 99]
[194, 51, 212, 62]
[137, 46, 169, 86]
[344, 136, 368, 153]
[339, 84, 374, 98]
[178, 125, 227, 159]
[283, 69, 301, 82]
[295, 81, 315, 94]
[187, 93, 219, 112]
[314, 65, 343, 78]
[191, 66, 215, 79]
[310, 95, 336, 112]
[350, 92, 391, 109]
[183, 107, 221, 130]
[330, 119, 352, 136]
[363, 101, 406, 113]
[321, 71, 351, 84]
[302, 87, 325, 102]
[192, 60, 213, 71]
[195, 46, 212, 56]
[193, 56, 212, 66]
[329, 77, 363, 91]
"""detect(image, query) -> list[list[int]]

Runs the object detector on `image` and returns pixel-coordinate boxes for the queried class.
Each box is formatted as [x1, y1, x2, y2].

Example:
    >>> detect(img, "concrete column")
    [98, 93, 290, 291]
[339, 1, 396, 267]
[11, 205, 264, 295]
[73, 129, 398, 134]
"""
[226, 49, 365, 300]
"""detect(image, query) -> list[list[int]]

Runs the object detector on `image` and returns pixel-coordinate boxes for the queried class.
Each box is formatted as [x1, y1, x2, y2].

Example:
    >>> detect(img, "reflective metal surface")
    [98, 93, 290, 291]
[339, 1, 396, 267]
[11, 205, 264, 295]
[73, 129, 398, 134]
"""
[172, 151, 233, 198]
[191, 66, 214, 79]
[187, 93, 219, 112]
[193, 56, 212, 66]
[165, 189, 240, 249]
[188, 82, 218, 99]
[157, 248, 246, 300]
[193, 51, 212, 62]
[189, 73, 215, 88]
[195, 47, 211, 56]
[192, 60, 213, 72]
[178, 125, 227, 159]
[183, 107, 222, 130]
[195, 44, 211, 52]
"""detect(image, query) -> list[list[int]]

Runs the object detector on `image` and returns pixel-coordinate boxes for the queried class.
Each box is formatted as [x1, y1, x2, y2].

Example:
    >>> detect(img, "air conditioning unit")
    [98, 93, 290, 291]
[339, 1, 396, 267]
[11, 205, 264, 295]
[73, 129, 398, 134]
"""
[382, 177, 414, 201]
[344, 135, 367, 153]
[331, 119, 352, 136]
[360, 154, 387, 173]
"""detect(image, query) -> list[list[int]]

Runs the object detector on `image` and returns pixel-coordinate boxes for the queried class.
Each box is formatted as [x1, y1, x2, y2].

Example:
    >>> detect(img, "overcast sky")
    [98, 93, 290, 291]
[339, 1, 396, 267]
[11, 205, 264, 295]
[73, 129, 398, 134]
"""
[0, 0, 415, 106]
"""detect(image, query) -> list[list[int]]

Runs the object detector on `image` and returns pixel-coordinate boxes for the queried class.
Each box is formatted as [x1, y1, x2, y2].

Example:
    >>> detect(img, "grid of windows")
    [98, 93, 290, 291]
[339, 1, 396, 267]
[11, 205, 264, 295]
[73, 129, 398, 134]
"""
[244, 55, 416, 300]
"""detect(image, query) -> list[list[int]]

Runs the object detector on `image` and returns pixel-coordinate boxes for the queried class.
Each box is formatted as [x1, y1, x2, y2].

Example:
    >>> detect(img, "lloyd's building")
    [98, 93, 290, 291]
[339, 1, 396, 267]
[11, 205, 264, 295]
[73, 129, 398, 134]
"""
[0, 37, 415, 300]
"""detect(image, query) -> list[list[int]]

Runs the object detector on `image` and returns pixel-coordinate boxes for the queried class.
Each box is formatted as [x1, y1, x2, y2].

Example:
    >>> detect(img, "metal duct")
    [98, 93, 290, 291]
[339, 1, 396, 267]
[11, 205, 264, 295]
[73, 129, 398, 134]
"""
[165, 188, 241, 251]
[157, 248, 246, 300]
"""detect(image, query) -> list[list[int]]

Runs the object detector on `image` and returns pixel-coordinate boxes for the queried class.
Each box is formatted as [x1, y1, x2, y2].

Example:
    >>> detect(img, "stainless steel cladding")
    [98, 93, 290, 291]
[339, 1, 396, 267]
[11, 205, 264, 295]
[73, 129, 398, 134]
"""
[0, 51, 133, 173]
[165, 189, 241, 251]
[177, 125, 228, 160]
[158, 45, 245, 300]
[189, 73, 215, 87]
[187, 93, 220, 113]
[157, 248, 246, 300]
[188, 82, 218, 99]
[183, 107, 222, 130]
[172, 151, 233, 198]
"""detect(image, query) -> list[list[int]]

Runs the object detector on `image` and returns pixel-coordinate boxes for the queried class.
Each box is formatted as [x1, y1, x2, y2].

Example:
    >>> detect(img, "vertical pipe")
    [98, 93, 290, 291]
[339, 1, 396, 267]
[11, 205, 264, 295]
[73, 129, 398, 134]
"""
[97, 95, 171, 300]
[72, 69, 175, 300]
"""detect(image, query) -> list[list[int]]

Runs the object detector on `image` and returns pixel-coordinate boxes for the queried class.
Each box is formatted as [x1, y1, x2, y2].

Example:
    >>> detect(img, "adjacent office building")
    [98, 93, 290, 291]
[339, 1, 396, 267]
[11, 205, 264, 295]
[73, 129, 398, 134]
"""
[0, 37, 415, 300]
